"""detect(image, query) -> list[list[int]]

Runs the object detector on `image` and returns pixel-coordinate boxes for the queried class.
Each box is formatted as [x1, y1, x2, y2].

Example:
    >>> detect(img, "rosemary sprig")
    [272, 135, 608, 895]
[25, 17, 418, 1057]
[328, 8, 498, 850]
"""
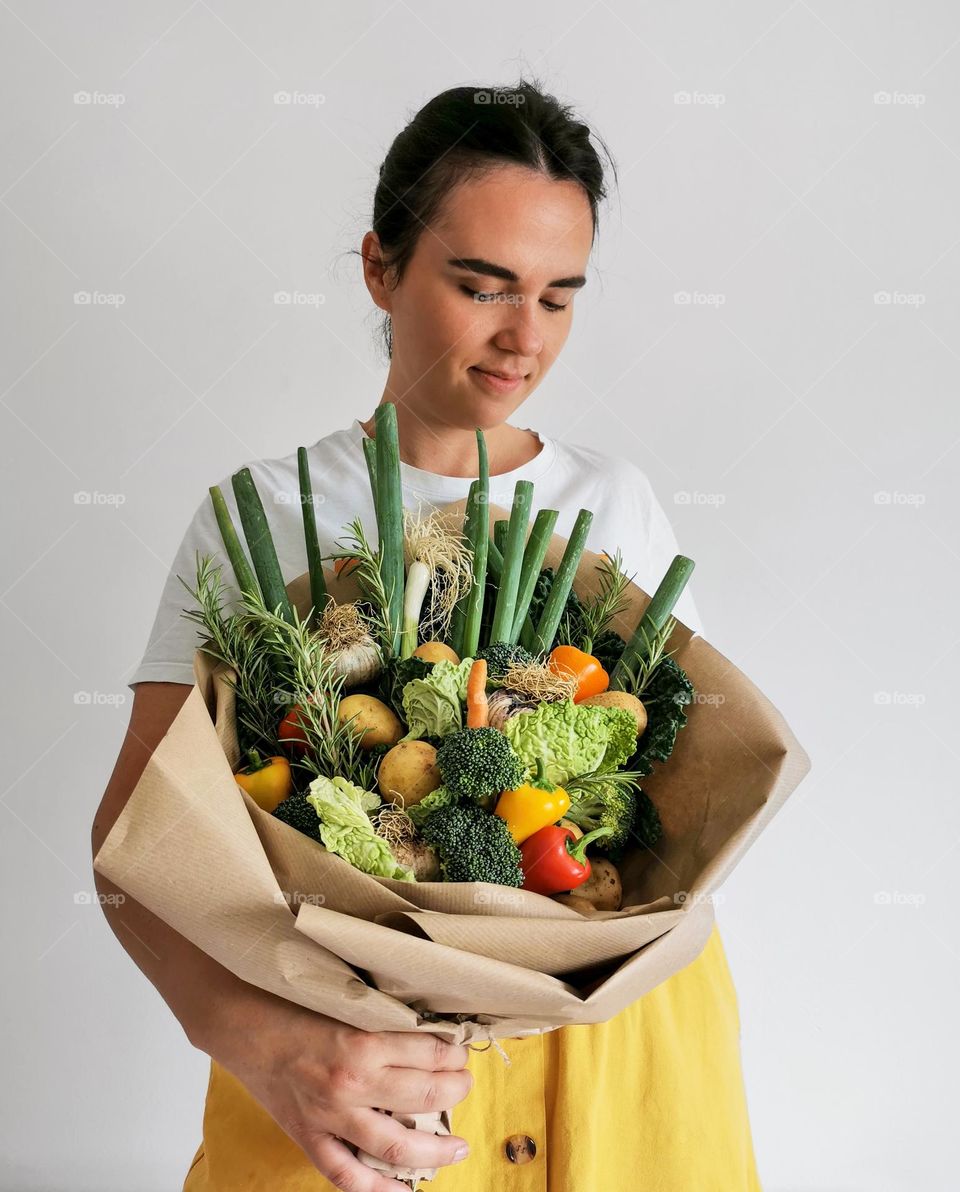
[565, 766, 648, 801]
[178, 551, 238, 660]
[326, 515, 395, 659]
[556, 605, 578, 649]
[564, 766, 664, 853]
[609, 615, 679, 698]
[576, 547, 635, 654]
[178, 553, 279, 751]
[234, 585, 379, 790]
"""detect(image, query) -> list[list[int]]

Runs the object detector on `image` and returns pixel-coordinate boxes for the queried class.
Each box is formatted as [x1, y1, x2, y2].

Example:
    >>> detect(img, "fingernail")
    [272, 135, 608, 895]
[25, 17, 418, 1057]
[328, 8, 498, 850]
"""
[453, 1145, 469, 1161]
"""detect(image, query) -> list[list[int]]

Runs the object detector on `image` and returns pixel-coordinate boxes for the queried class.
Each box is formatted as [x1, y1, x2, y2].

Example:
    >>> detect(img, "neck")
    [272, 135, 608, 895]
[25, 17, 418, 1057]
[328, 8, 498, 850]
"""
[359, 399, 541, 478]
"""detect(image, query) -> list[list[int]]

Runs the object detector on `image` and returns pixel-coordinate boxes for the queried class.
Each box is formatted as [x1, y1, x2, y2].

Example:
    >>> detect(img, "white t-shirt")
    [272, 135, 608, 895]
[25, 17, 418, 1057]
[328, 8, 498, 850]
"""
[127, 418, 704, 689]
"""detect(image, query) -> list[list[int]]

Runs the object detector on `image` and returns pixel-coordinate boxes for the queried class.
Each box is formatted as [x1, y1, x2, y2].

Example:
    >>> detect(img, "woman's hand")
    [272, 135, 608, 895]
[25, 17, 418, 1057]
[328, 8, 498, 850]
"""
[201, 980, 474, 1191]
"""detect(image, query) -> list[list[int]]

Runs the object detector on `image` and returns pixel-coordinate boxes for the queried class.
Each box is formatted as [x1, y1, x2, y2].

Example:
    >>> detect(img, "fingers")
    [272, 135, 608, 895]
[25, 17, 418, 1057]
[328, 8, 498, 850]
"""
[377, 1030, 471, 1072]
[341, 1106, 470, 1173]
[308, 1133, 413, 1192]
[329, 1054, 473, 1115]
[368, 1064, 474, 1115]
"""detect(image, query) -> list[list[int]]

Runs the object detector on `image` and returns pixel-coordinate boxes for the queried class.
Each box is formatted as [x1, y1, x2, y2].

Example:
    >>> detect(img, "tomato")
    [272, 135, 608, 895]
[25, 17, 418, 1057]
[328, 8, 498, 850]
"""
[278, 702, 311, 755]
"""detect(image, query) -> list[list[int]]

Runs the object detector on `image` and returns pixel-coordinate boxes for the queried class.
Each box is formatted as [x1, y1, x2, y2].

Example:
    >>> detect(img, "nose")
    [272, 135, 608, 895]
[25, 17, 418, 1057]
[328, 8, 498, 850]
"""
[492, 296, 544, 360]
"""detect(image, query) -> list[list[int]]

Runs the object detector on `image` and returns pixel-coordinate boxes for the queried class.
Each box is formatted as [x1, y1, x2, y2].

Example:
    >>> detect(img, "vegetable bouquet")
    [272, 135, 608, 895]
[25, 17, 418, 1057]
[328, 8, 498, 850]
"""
[186, 402, 698, 917]
[94, 404, 811, 1190]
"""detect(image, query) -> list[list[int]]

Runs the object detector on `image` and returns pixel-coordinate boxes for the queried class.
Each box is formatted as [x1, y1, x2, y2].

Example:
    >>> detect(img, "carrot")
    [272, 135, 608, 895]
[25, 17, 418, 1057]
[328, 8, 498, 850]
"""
[466, 658, 489, 728]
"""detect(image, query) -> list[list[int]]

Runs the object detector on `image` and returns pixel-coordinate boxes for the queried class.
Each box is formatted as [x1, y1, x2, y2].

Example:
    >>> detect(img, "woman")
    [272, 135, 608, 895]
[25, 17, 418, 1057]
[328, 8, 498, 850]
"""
[93, 80, 762, 1191]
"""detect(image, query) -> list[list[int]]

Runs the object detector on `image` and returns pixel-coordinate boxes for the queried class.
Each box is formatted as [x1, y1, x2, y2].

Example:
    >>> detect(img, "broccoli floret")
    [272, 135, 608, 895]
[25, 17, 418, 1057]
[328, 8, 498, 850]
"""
[565, 782, 637, 859]
[420, 803, 524, 886]
[435, 726, 526, 801]
[476, 640, 536, 680]
[272, 792, 323, 842]
[406, 784, 460, 828]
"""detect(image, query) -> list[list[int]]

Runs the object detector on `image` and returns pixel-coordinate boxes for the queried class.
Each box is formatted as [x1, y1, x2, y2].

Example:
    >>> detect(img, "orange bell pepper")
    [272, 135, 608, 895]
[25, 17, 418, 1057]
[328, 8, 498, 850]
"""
[547, 645, 609, 702]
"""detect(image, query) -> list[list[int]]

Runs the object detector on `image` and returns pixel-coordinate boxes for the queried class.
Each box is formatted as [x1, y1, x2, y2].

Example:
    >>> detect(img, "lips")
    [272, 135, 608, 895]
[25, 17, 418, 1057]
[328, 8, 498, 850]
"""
[473, 367, 527, 380]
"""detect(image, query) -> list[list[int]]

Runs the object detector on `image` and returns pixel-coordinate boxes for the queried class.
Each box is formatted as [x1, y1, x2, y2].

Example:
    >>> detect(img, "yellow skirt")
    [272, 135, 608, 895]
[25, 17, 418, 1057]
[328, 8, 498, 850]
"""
[183, 921, 762, 1191]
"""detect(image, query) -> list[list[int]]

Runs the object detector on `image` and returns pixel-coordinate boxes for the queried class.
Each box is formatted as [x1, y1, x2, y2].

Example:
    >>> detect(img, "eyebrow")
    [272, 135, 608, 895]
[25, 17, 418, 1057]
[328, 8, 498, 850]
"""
[447, 257, 587, 290]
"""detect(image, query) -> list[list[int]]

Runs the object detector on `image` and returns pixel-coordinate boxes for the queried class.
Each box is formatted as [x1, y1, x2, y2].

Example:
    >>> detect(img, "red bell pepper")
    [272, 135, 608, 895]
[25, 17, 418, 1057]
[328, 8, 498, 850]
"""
[519, 824, 614, 896]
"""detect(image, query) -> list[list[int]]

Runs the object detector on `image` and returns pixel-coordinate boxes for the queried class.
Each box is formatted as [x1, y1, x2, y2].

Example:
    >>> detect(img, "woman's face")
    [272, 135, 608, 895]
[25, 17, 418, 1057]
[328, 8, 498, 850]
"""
[364, 164, 595, 431]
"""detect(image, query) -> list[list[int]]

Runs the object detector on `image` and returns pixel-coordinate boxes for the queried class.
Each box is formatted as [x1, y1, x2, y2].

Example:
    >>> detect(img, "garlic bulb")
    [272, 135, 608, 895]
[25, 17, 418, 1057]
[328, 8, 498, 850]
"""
[329, 638, 382, 688]
[315, 601, 383, 688]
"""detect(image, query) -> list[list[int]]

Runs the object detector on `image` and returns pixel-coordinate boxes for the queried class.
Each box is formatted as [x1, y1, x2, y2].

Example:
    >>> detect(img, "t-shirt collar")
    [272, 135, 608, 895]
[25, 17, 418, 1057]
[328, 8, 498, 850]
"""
[346, 417, 557, 497]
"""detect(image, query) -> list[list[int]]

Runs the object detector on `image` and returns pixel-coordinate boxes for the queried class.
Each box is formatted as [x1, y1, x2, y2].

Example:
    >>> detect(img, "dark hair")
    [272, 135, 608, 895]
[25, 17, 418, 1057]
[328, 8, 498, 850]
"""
[358, 77, 617, 360]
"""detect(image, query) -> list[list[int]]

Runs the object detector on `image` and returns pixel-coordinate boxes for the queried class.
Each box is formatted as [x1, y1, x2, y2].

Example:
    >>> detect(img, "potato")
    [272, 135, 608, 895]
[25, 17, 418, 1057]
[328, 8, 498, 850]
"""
[377, 740, 442, 807]
[337, 694, 403, 749]
[552, 892, 602, 915]
[579, 690, 647, 737]
[564, 858, 622, 911]
[413, 641, 460, 665]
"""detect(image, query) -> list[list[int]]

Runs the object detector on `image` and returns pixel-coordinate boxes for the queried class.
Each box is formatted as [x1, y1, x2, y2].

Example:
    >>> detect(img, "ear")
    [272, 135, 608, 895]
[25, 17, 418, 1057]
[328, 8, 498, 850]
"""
[360, 230, 395, 314]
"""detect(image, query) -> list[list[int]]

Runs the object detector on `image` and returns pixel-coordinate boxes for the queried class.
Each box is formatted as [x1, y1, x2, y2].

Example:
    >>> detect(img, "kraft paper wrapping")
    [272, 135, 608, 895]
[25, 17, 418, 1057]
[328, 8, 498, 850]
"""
[96, 496, 811, 1048]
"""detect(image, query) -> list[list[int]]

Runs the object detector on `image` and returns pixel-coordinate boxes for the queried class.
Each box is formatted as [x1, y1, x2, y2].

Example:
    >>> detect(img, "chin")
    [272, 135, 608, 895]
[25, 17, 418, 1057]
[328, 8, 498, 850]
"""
[450, 392, 527, 430]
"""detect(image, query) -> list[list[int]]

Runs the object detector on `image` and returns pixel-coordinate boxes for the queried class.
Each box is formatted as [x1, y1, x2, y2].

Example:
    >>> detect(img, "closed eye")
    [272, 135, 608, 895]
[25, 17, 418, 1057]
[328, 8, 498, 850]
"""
[460, 285, 569, 313]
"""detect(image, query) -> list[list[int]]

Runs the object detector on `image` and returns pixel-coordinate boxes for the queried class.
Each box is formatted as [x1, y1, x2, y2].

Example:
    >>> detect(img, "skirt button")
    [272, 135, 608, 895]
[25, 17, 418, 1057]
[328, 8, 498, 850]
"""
[504, 1134, 537, 1164]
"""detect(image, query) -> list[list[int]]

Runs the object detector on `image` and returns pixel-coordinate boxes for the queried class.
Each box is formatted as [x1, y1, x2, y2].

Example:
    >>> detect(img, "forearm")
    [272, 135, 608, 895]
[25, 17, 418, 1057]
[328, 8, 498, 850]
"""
[91, 859, 260, 1061]
[90, 682, 267, 1062]
[91, 683, 315, 1072]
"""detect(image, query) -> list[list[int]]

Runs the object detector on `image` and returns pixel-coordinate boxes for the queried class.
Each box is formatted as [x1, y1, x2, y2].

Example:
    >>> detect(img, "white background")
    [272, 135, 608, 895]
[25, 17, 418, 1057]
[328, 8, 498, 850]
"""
[2, 3, 957, 1189]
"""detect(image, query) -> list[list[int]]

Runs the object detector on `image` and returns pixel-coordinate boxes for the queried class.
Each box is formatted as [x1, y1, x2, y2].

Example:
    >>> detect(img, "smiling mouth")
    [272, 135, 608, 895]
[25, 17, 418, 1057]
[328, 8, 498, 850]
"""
[472, 367, 528, 380]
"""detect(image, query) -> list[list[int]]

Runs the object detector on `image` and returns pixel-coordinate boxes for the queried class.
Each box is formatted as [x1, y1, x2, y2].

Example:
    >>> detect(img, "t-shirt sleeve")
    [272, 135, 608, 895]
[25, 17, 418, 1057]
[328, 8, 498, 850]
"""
[635, 471, 707, 640]
[126, 483, 240, 690]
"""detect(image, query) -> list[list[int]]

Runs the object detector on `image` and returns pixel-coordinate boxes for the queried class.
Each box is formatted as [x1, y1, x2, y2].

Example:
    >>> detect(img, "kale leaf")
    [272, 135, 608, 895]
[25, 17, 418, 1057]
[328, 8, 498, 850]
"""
[628, 656, 695, 777]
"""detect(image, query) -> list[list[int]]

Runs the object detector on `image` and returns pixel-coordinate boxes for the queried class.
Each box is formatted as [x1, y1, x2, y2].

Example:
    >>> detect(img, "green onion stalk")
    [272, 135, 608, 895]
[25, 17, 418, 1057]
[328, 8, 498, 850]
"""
[489, 481, 534, 644]
[448, 429, 490, 656]
[297, 447, 328, 625]
[454, 429, 490, 657]
[230, 467, 294, 623]
[361, 435, 379, 524]
[374, 403, 405, 657]
[522, 507, 593, 654]
[609, 554, 695, 691]
[493, 518, 509, 555]
[208, 485, 260, 603]
[509, 507, 558, 645]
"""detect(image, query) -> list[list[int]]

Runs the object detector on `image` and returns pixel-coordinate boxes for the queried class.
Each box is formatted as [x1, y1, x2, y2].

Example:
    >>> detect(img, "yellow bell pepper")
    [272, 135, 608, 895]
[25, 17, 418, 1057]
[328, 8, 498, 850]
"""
[234, 749, 293, 812]
[494, 757, 571, 844]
